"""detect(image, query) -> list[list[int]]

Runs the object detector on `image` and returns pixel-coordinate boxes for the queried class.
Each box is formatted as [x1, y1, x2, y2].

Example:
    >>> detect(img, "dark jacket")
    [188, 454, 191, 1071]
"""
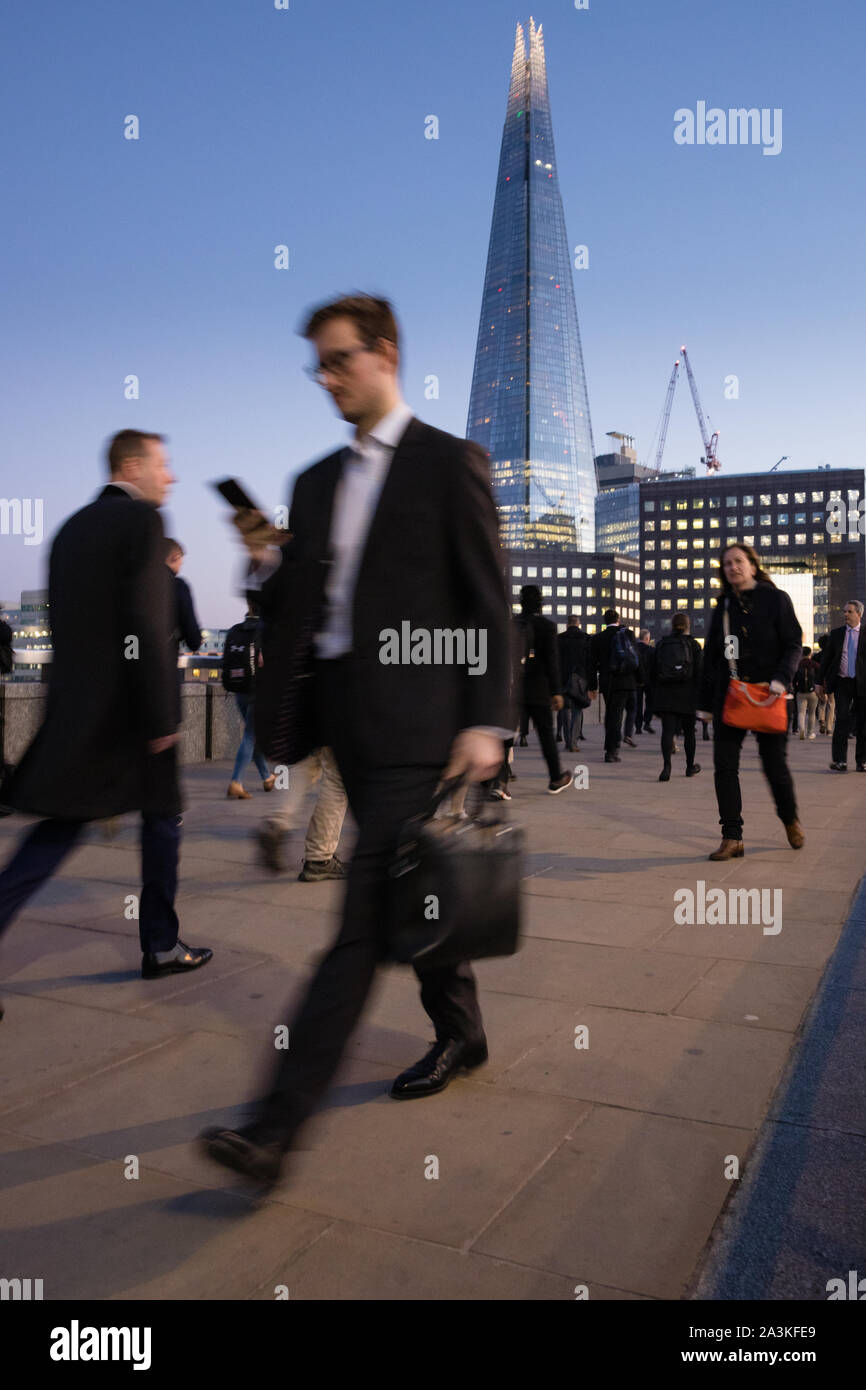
[0, 618, 12, 674]
[173, 574, 202, 654]
[817, 623, 866, 697]
[699, 582, 802, 713]
[589, 623, 639, 695]
[517, 610, 561, 705]
[170, 573, 202, 720]
[793, 656, 820, 694]
[253, 416, 511, 767]
[557, 625, 590, 694]
[649, 633, 703, 716]
[1, 485, 180, 820]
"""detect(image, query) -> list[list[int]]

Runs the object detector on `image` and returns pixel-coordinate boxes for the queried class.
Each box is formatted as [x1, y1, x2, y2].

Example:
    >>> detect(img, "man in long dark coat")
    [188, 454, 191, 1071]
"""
[0, 430, 212, 1007]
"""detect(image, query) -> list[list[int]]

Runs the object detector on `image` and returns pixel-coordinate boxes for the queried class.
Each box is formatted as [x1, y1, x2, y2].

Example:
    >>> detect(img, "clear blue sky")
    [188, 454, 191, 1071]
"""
[2, 0, 863, 624]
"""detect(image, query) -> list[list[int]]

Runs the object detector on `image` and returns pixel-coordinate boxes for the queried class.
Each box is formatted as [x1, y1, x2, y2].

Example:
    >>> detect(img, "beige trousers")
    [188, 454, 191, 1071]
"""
[266, 747, 348, 861]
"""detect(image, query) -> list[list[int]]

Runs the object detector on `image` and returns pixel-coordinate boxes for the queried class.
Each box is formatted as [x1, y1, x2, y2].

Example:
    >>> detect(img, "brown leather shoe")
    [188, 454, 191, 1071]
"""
[262, 774, 276, 792]
[227, 781, 252, 800]
[785, 820, 805, 849]
[708, 838, 744, 861]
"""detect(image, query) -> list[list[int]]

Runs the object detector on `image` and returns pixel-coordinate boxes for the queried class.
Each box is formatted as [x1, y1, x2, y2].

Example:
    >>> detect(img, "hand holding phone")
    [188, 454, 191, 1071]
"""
[211, 478, 289, 553]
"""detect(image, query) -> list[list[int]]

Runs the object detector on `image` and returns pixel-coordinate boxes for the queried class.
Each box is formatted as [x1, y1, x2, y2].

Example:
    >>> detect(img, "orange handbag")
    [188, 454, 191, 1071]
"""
[721, 601, 789, 734]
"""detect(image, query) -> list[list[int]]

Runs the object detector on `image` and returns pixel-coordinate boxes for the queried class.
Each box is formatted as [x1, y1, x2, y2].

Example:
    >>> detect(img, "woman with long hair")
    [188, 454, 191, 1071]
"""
[697, 543, 804, 860]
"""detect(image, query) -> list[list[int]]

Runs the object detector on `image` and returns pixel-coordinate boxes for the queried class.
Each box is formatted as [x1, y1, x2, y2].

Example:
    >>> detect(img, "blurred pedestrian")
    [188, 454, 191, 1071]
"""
[0, 430, 212, 998]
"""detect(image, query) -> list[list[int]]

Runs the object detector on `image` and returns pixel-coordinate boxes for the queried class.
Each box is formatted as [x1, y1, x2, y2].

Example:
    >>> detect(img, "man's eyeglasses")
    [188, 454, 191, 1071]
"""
[304, 344, 373, 383]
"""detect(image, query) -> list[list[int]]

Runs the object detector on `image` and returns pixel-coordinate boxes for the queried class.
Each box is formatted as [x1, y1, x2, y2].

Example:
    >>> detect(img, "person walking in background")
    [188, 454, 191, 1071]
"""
[222, 608, 276, 798]
[164, 538, 202, 661]
[556, 613, 590, 753]
[588, 610, 639, 764]
[0, 429, 213, 992]
[256, 746, 349, 880]
[649, 612, 702, 782]
[697, 542, 804, 861]
[816, 600, 866, 772]
[515, 586, 571, 793]
[814, 632, 834, 735]
[794, 646, 820, 740]
[633, 630, 654, 736]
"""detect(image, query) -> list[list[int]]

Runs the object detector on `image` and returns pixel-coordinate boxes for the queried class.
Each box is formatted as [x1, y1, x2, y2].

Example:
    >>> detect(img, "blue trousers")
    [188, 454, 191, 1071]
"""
[0, 813, 180, 955]
[231, 693, 270, 783]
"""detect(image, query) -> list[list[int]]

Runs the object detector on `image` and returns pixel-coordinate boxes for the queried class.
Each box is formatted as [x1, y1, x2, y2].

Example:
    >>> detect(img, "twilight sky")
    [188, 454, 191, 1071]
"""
[1, 0, 863, 623]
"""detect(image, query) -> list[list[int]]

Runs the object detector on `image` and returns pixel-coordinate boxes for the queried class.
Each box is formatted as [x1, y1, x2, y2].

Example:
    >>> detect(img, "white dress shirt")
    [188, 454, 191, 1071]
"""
[315, 399, 414, 658]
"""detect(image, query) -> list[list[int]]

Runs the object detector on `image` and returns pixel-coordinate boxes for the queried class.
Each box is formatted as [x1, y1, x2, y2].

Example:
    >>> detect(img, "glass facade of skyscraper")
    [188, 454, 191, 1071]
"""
[467, 19, 596, 552]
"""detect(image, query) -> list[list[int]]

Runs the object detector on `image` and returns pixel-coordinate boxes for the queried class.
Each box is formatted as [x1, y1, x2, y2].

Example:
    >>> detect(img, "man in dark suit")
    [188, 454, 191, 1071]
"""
[0, 430, 213, 997]
[200, 294, 512, 1185]
[816, 599, 866, 771]
[588, 609, 639, 764]
[516, 587, 570, 792]
[556, 614, 589, 753]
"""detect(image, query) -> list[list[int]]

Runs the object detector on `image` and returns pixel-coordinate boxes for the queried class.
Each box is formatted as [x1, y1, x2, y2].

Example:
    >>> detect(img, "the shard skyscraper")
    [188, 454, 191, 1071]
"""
[467, 18, 596, 552]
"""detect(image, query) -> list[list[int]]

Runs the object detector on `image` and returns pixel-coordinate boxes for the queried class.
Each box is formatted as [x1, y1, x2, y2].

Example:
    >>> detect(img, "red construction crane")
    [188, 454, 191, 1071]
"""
[680, 345, 721, 473]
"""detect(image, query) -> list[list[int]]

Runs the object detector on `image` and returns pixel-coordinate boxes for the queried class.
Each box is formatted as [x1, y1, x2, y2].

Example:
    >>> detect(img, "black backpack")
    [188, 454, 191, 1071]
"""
[794, 661, 815, 694]
[221, 620, 259, 693]
[609, 625, 639, 675]
[656, 634, 694, 684]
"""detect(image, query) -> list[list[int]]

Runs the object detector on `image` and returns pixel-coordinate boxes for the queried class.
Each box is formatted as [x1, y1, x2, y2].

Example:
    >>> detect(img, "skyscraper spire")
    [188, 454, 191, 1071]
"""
[467, 19, 596, 551]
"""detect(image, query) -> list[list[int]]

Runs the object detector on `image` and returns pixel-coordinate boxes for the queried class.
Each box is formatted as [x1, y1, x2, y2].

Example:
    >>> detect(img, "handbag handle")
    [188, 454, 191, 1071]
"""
[731, 680, 779, 708]
[427, 774, 466, 817]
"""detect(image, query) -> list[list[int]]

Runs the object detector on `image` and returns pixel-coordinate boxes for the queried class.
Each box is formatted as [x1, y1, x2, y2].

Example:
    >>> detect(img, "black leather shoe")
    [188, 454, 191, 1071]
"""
[829, 762, 848, 772]
[141, 940, 213, 979]
[198, 1126, 283, 1185]
[857, 764, 866, 772]
[604, 752, 621, 763]
[390, 1038, 488, 1100]
[686, 763, 702, 777]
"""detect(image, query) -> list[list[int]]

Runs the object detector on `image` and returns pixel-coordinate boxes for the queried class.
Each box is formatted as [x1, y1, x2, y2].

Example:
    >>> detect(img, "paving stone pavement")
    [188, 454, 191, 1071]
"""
[0, 723, 862, 1301]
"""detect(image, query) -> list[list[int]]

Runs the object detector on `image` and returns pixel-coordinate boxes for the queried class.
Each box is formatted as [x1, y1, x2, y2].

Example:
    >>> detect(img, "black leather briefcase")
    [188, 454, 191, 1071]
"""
[387, 778, 524, 970]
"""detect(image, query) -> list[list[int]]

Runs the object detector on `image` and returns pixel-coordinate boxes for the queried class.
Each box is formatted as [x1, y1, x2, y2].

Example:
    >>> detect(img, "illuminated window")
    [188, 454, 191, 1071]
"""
[795, 533, 806, 544]
[527, 567, 537, 577]
[776, 493, 788, 504]
[513, 566, 523, 577]
[542, 567, 552, 578]
[709, 518, 720, 529]
[812, 491, 823, 502]
[645, 520, 656, 532]
[742, 495, 753, 506]
[760, 494, 771, 506]
[794, 492, 805, 504]
[571, 567, 582, 578]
